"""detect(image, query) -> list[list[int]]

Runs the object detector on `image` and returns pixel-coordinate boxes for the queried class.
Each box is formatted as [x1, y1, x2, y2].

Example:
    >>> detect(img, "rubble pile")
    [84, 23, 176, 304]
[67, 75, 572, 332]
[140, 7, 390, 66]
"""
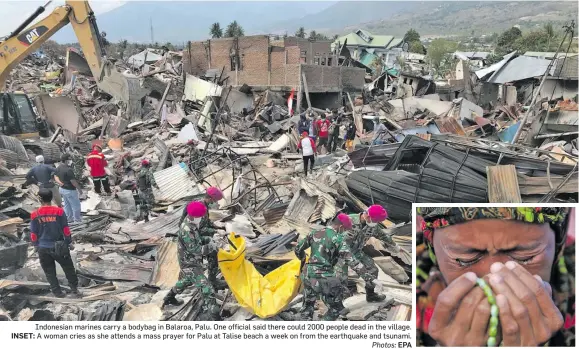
[1, 37, 577, 322]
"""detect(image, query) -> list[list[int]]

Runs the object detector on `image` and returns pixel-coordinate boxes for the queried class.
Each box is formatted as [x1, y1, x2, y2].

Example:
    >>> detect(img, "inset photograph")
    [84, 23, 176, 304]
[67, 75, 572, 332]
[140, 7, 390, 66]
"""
[415, 206, 575, 347]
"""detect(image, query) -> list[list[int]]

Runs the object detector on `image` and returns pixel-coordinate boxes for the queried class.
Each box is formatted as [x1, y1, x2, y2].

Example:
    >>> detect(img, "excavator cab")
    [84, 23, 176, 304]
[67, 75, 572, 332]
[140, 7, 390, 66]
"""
[0, 91, 49, 138]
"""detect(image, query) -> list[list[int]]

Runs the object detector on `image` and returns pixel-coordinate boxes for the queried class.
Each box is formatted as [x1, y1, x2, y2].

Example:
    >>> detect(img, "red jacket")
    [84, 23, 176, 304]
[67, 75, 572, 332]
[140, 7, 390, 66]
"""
[86, 150, 107, 177]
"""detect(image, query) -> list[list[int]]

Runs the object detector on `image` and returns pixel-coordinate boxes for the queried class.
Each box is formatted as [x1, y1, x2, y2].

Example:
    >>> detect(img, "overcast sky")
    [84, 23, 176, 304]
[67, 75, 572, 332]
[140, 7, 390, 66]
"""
[0, 1, 126, 36]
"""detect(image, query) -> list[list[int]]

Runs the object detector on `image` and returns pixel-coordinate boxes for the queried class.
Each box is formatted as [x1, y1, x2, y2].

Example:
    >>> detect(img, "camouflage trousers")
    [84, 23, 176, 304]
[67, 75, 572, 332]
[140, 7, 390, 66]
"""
[138, 189, 155, 217]
[206, 253, 219, 288]
[173, 264, 220, 321]
[352, 250, 379, 287]
[301, 276, 345, 321]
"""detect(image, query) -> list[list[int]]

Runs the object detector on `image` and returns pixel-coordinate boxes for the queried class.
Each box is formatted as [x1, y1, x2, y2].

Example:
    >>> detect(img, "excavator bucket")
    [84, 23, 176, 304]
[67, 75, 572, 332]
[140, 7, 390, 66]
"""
[217, 233, 303, 318]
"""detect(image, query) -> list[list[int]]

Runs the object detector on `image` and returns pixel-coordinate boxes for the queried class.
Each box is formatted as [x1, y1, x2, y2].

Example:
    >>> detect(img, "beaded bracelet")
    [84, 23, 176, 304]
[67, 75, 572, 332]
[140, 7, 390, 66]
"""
[476, 278, 499, 347]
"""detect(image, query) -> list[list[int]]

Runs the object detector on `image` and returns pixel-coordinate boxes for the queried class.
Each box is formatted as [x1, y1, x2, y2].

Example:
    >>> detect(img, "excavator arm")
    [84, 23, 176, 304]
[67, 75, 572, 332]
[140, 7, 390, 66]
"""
[0, 1, 144, 117]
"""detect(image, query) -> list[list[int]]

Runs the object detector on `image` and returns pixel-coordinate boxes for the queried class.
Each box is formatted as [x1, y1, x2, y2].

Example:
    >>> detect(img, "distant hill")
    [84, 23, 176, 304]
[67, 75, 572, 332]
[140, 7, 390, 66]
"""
[52, 1, 578, 43]
[357, 1, 579, 37]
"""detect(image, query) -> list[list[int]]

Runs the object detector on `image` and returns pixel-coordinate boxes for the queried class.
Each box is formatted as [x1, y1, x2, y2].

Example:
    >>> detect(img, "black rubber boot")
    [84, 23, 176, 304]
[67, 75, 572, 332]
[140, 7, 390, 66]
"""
[52, 290, 66, 298]
[366, 286, 386, 303]
[162, 289, 184, 307]
[69, 287, 82, 298]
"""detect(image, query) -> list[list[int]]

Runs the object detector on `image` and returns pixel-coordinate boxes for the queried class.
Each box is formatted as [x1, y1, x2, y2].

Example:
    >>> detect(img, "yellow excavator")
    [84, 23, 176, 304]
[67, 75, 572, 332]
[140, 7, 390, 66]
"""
[0, 0, 141, 138]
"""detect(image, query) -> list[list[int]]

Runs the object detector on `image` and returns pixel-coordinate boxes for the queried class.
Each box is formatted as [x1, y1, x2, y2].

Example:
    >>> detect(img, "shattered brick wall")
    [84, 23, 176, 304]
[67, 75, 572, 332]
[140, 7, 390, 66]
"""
[184, 41, 210, 76]
[300, 65, 364, 93]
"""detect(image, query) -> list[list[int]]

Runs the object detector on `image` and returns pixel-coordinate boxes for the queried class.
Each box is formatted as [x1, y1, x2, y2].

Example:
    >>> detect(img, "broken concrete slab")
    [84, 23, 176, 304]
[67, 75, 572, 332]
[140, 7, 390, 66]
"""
[373, 256, 409, 283]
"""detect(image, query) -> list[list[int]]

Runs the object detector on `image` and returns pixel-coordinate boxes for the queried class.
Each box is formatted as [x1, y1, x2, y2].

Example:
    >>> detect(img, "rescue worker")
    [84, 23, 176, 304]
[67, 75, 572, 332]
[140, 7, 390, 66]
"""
[66, 144, 86, 187]
[24, 155, 61, 207]
[86, 144, 111, 195]
[315, 113, 331, 154]
[328, 109, 342, 153]
[178, 187, 224, 289]
[137, 159, 158, 222]
[297, 112, 311, 136]
[30, 188, 80, 298]
[294, 213, 368, 320]
[346, 205, 391, 302]
[163, 201, 221, 320]
[344, 117, 357, 152]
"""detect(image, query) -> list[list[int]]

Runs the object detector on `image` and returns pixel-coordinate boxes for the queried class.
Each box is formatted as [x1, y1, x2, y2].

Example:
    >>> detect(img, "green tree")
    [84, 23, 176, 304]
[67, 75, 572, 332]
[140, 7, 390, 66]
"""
[295, 27, 306, 38]
[426, 39, 459, 78]
[225, 21, 244, 38]
[543, 23, 557, 51]
[403, 28, 421, 43]
[409, 41, 425, 54]
[308, 30, 317, 40]
[210, 22, 223, 38]
[496, 26, 522, 55]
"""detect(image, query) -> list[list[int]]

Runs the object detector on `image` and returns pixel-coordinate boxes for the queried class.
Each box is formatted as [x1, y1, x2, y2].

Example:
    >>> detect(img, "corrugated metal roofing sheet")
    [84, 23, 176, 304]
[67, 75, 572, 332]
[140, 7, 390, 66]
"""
[488, 55, 551, 84]
[475, 51, 516, 80]
[284, 178, 337, 223]
[153, 163, 201, 202]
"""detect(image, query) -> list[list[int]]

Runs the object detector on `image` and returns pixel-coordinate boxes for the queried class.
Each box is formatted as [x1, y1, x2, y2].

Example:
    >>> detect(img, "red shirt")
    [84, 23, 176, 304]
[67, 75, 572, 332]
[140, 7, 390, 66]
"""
[86, 150, 107, 177]
[316, 119, 331, 138]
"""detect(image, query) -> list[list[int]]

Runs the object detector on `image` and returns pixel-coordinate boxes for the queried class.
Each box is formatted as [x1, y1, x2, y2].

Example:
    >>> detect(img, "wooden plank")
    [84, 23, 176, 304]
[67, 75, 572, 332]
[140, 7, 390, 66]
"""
[347, 92, 364, 136]
[301, 72, 312, 110]
[518, 176, 578, 195]
[486, 165, 522, 203]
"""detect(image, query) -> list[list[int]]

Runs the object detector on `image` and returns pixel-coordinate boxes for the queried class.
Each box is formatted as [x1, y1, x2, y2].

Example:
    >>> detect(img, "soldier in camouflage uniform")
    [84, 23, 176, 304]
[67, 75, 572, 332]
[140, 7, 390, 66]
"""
[137, 159, 158, 222]
[294, 213, 368, 320]
[67, 146, 86, 187]
[345, 204, 391, 302]
[163, 201, 221, 320]
[178, 187, 225, 290]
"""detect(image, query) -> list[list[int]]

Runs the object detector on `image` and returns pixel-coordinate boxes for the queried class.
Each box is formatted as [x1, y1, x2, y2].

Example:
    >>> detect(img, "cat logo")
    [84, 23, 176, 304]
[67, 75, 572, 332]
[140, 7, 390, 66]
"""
[17, 26, 49, 46]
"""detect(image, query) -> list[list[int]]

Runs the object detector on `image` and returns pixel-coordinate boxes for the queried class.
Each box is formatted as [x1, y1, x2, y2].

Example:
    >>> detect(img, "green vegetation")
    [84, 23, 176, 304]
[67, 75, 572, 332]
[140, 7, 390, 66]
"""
[210, 23, 223, 39]
[224, 21, 244, 38]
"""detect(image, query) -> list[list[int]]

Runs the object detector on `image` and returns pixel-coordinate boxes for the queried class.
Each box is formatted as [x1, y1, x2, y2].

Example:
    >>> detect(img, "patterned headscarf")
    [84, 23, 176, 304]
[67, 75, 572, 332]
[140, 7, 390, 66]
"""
[415, 207, 574, 347]
[418, 207, 570, 262]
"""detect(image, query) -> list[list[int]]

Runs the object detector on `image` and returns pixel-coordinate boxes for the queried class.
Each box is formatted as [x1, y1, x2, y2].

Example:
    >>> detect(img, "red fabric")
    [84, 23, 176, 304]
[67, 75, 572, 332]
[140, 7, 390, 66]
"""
[63, 226, 71, 237]
[187, 201, 207, 218]
[30, 233, 38, 242]
[86, 150, 107, 177]
[316, 119, 331, 137]
[337, 213, 353, 230]
[297, 136, 316, 153]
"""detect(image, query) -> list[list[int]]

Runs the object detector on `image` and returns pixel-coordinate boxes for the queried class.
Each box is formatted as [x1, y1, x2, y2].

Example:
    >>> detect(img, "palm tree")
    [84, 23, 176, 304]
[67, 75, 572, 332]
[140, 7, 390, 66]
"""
[295, 27, 306, 38]
[210, 22, 223, 38]
[225, 21, 244, 38]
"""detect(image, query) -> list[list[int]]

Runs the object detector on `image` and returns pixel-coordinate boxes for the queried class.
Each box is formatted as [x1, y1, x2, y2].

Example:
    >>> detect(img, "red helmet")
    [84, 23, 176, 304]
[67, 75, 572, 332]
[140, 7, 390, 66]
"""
[141, 159, 150, 166]
[186, 201, 207, 218]
[206, 187, 223, 201]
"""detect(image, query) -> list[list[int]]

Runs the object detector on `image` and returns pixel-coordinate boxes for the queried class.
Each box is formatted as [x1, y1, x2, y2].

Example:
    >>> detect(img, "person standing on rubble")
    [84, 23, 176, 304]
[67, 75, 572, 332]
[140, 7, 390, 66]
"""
[23, 155, 62, 207]
[328, 109, 342, 153]
[164, 201, 221, 320]
[298, 112, 311, 136]
[137, 159, 158, 222]
[178, 187, 225, 290]
[65, 144, 86, 188]
[86, 144, 112, 196]
[293, 213, 367, 320]
[345, 117, 357, 152]
[297, 131, 316, 177]
[55, 154, 83, 224]
[315, 113, 331, 154]
[30, 188, 80, 298]
[308, 111, 317, 142]
[372, 116, 387, 145]
[345, 204, 391, 302]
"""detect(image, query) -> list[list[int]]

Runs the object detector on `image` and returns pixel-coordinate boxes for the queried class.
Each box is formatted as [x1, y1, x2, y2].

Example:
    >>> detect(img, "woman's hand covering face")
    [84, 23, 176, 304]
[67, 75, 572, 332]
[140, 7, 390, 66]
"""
[428, 272, 494, 346]
[489, 261, 563, 346]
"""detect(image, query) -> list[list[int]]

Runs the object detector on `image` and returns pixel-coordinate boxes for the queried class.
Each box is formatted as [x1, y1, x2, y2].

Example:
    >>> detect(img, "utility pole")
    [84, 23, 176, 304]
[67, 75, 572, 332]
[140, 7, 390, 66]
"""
[150, 17, 154, 44]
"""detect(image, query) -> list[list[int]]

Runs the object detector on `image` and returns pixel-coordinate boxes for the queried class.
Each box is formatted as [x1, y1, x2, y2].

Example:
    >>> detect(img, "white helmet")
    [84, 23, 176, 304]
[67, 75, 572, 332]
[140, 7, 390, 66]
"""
[35, 155, 45, 163]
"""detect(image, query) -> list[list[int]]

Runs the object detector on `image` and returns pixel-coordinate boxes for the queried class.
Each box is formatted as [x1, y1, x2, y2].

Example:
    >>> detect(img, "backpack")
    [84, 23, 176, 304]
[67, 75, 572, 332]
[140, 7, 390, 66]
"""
[138, 170, 151, 190]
